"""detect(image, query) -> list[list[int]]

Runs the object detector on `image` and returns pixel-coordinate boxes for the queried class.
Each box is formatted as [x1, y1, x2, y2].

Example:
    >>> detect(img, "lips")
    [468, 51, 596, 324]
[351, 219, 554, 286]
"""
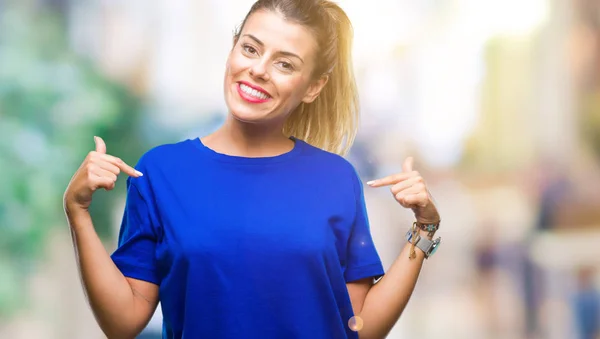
[237, 81, 272, 103]
[238, 81, 271, 97]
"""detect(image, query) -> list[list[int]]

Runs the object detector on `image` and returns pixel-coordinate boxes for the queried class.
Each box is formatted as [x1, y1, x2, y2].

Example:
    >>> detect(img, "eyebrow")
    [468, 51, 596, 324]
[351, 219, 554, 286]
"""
[242, 34, 304, 64]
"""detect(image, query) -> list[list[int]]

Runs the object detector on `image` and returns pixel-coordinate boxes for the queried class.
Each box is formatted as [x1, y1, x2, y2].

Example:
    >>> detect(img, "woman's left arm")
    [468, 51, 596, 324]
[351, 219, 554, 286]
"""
[347, 157, 441, 339]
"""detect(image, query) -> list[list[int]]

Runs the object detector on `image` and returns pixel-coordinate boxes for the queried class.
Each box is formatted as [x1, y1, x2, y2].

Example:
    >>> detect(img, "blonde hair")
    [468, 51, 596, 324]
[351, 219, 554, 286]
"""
[235, 0, 359, 156]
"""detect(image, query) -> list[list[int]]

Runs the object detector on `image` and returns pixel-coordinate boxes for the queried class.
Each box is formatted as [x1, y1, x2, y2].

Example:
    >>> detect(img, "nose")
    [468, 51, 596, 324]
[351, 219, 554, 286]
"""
[249, 59, 270, 81]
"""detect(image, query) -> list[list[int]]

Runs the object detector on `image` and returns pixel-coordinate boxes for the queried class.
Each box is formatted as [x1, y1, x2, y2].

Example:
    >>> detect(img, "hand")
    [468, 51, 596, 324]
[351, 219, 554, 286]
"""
[64, 136, 142, 213]
[367, 157, 440, 224]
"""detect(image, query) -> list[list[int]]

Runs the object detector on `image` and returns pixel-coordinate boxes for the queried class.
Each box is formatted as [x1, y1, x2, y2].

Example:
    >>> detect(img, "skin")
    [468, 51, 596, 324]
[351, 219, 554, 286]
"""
[202, 9, 328, 157]
[347, 157, 441, 338]
[64, 136, 158, 339]
[64, 9, 441, 339]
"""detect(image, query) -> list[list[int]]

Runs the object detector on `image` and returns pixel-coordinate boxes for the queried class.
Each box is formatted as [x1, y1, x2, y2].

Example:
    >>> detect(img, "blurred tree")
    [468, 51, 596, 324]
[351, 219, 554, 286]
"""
[0, 4, 146, 318]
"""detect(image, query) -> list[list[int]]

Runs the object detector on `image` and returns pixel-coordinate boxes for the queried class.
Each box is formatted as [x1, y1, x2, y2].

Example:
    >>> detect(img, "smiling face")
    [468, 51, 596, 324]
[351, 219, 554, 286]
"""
[223, 10, 327, 126]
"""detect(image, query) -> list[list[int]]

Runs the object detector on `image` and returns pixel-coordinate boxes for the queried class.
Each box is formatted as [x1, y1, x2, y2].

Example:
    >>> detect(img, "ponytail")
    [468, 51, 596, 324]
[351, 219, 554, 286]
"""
[283, 2, 358, 155]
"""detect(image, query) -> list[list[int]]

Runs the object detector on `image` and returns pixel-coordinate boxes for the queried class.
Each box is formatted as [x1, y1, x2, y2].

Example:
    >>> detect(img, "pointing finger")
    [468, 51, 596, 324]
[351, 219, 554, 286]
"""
[96, 159, 121, 175]
[390, 176, 422, 195]
[367, 172, 412, 187]
[116, 161, 143, 178]
[90, 137, 142, 177]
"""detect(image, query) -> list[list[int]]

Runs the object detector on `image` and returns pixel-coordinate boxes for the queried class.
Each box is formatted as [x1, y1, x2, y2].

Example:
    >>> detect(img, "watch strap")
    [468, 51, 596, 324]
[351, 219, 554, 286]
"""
[405, 230, 431, 253]
[405, 229, 441, 259]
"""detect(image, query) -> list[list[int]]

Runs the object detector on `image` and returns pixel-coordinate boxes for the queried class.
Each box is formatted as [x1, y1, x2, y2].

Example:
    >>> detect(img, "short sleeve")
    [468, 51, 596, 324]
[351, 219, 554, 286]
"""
[110, 177, 160, 285]
[344, 170, 385, 283]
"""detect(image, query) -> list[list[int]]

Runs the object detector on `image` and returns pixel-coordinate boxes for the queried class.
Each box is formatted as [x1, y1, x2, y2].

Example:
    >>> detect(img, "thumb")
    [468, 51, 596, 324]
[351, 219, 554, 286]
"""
[94, 136, 107, 154]
[402, 156, 414, 173]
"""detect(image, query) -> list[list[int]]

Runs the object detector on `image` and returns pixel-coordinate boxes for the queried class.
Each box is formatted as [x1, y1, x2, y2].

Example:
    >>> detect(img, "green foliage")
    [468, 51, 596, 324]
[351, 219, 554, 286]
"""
[0, 5, 145, 317]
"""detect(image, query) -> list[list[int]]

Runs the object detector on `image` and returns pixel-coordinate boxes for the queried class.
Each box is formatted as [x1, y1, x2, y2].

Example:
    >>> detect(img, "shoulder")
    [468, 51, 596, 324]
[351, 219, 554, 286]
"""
[298, 139, 361, 184]
[135, 139, 195, 169]
[127, 139, 198, 192]
[139, 139, 192, 161]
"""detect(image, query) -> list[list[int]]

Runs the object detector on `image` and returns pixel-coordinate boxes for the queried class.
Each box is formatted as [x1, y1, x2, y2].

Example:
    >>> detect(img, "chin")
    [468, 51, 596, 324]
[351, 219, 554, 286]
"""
[225, 89, 272, 124]
[229, 108, 265, 124]
[226, 98, 274, 123]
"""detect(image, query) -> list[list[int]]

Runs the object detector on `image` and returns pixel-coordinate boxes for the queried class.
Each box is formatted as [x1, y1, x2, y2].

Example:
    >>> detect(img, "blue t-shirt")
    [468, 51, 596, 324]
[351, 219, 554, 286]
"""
[111, 137, 385, 339]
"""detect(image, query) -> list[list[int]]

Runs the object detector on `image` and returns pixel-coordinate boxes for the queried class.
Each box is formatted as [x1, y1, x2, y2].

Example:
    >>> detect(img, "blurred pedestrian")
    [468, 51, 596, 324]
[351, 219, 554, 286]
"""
[573, 267, 600, 339]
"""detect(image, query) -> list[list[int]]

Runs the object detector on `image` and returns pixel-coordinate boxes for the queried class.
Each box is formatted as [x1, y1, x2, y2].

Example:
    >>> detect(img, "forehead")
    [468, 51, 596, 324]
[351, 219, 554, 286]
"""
[241, 10, 317, 58]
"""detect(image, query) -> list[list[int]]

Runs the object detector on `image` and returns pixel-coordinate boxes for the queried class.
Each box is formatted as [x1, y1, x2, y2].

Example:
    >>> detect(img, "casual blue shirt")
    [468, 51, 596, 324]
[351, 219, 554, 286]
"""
[111, 137, 385, 339]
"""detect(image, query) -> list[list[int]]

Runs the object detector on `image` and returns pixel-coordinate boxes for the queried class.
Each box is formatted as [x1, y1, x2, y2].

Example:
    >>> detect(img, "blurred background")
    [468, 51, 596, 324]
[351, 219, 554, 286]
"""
[1, 0, 600, 338]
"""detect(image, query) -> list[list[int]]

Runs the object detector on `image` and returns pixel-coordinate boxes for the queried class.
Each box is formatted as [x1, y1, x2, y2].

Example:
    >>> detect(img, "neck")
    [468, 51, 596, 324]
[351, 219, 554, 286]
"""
[203, 115, 294, 157]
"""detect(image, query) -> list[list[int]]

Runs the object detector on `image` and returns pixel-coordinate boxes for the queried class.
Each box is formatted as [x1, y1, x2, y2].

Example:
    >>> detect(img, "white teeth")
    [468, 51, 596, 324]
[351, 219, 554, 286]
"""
[240, 83, 269, 100]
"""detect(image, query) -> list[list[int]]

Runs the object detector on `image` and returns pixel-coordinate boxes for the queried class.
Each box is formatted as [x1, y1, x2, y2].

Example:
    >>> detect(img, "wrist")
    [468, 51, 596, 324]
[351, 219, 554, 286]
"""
[64, 200, 90, 223]
[416, 219, 440, 225]
[415, 220, 440, 238]
[63, 191, 87, 213]
[418, 229, 433, 240]
[64, 202, 86, 216]
[406, 224, 442, 260]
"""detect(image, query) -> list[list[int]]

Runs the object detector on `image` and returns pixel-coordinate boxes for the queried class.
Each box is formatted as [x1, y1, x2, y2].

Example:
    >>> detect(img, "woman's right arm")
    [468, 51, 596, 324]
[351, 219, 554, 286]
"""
[64, 136, 159, 339]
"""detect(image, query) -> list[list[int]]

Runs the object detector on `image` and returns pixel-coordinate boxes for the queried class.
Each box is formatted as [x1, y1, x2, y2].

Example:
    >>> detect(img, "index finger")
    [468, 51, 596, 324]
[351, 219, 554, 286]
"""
[367, 172, 411, 187]
[116, 161, 143, 178]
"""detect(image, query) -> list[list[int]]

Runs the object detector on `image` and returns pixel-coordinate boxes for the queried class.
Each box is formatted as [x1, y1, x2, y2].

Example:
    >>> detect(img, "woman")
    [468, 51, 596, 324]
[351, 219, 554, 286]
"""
[64, 1, 442, 338]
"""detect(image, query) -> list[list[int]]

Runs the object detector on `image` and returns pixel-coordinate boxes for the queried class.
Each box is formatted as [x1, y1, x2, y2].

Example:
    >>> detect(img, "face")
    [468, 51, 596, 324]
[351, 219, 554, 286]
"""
[223, 10, 328, 125]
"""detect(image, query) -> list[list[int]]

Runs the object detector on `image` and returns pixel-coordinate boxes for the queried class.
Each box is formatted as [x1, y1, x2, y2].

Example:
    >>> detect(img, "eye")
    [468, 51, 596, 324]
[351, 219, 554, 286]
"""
[277, 61, 294, 71]
[242, 44, 258, 55]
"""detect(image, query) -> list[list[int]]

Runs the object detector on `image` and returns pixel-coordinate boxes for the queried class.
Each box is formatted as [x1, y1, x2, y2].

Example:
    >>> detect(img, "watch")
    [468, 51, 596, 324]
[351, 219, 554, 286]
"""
[405, 229, 441, 259]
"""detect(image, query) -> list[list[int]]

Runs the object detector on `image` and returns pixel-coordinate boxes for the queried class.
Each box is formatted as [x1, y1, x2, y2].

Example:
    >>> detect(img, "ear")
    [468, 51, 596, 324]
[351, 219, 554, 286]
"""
[302, 75, 329, 104]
